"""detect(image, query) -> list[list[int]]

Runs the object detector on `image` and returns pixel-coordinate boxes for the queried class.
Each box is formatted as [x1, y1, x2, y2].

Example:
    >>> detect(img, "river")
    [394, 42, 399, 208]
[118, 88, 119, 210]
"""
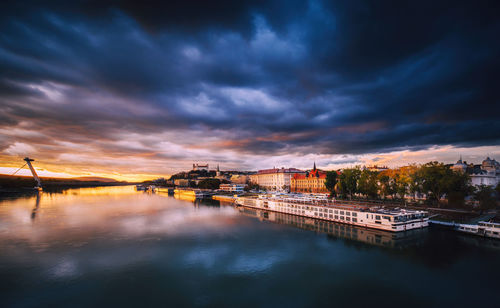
[0, 186, 499, 307]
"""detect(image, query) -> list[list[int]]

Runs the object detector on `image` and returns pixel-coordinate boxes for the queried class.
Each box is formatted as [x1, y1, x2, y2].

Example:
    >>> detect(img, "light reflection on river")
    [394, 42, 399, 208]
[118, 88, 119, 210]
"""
[0, 186, 499, 307]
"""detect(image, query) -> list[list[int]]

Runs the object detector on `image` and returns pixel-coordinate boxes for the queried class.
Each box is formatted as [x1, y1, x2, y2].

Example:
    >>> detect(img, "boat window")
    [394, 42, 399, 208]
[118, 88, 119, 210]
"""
[346, 212, 350, 216]
[346, 217, 351, 221]
[352, 218, 357, 222]
[340, 211, 344, 215]
[340, 216, 344, 220]
[352, 212, 357, 217]
[335, 215, 339, 219]
[375, 215, 381, 220]
[335, 210, 338, 214]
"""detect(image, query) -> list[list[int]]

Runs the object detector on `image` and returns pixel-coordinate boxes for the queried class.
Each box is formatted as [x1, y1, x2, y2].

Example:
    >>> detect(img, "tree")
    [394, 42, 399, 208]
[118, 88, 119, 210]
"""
[393, 173, 409, 200]
[358, 169, 378, 199]
[378, 174, 392, 200]
[324, 171, 338, 198]
[445, 171, 473, 208]
[198, 178, 221, 190]
[338, 168, 361, 199]
[474, 185, 497, 210]
[419, 162, 452, 206]
[244, 182, 260, 191]
[379, 169, 408, 200]
[408, 166, 423, 201]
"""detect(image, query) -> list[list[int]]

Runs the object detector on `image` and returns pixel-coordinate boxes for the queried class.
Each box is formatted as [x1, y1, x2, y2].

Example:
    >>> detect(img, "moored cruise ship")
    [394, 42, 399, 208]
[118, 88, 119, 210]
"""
[238, 207, 427, 249]
[235, 195, 428, 232]
[431, 220, 500, 239]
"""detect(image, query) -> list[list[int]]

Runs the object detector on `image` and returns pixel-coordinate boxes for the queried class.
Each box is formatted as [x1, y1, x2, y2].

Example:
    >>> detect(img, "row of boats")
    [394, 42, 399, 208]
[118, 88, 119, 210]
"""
[136, 185, 216, 198]
[233, 194, 500, 238]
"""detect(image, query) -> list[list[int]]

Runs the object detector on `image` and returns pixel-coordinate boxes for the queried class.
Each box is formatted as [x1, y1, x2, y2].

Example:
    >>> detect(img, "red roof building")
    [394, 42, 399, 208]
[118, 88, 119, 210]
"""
[290, 163, 328, 193]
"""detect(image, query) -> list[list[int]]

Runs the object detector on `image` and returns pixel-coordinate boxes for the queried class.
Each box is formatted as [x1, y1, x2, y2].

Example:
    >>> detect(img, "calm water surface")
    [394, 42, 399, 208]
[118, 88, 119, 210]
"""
[1, 186, 499, 307]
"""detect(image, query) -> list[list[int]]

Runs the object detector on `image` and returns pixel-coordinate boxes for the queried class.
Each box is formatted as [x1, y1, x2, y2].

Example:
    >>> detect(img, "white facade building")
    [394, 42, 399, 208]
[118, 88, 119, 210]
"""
[451, 157, 467, 173]
[470, 157, 500, 187]
[249, 167, 305, 191]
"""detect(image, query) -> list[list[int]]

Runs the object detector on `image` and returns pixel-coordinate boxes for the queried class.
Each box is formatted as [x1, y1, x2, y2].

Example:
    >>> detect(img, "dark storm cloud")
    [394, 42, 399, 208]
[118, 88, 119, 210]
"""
[1, 0, 499, 162]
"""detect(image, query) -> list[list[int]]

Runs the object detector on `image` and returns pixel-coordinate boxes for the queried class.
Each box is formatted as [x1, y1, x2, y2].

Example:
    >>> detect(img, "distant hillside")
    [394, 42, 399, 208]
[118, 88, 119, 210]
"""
[0, 174, 128, 191]
[71, 176, 117, 182]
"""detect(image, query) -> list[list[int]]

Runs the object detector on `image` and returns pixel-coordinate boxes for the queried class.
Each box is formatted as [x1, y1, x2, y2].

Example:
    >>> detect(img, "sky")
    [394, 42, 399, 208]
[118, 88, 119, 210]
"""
[1, 0, 499, 181]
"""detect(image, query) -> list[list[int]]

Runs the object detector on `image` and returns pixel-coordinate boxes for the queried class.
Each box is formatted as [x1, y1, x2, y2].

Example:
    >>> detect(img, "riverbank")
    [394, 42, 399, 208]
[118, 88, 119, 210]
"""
[0, 174, 135, 198]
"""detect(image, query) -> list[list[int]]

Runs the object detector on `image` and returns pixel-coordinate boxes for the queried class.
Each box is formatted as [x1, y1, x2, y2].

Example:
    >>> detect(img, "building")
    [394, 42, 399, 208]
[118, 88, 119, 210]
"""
[365, 165, 389, 172]
[192, 163, 209, 171]
[291, 163, 328, 194]
[174, 179, 190, 187]
[470, 157, 500, 187]
[451, 156, 468, 173]
[230, 174, 249, 184]
[250, 167, 305, 191]
[219, 184, 245, 193]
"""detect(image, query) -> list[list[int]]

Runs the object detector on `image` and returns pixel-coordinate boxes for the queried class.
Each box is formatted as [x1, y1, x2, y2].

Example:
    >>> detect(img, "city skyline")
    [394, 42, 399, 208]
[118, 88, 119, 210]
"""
[1, 1, 499, 181]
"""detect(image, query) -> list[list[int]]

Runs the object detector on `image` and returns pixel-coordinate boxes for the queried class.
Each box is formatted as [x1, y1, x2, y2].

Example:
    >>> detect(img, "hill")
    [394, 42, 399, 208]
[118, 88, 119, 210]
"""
[0, 174, 129, 192]
[71, 176, 117, 182]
